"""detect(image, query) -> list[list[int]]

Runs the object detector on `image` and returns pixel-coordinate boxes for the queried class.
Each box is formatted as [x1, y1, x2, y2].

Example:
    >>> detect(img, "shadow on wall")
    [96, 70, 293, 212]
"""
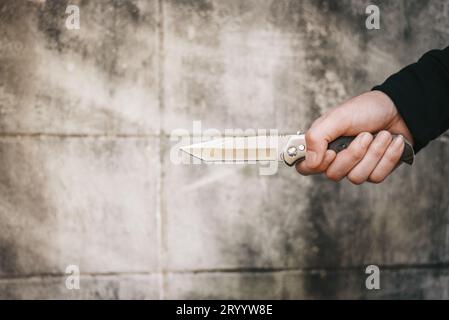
[0, 0, 51, 298]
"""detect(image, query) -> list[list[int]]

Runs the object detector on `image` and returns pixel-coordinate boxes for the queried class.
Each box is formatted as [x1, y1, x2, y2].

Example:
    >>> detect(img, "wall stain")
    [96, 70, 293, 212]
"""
[0, 240, 19, 276]
[37, 0, 69, 52]
[302, 176, 343, 298]
[173, 0, 214, 13]
[0, 2, 56, 298]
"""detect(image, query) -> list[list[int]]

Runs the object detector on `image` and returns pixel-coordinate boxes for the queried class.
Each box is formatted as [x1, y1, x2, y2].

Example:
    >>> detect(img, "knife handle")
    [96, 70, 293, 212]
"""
[328, 135, 415, 165]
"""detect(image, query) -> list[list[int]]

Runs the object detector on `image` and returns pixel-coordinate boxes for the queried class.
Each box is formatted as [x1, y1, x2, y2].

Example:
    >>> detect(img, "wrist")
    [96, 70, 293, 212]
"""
[371, 90, 399, 121]
[372, 90, 414, 146]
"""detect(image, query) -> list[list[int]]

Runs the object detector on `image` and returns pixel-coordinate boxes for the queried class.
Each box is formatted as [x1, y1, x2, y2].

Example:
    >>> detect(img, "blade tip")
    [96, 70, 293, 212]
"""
[178, 146, 189, 157]
[180, 145, 205, 161]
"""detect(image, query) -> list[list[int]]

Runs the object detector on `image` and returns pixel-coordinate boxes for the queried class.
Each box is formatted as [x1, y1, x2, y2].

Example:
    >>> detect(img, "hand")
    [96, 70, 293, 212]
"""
[296, 91, 414, 184]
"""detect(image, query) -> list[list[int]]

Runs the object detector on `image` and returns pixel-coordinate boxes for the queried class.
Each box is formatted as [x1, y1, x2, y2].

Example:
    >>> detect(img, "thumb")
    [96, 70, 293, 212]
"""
[305, 112, 351, 168]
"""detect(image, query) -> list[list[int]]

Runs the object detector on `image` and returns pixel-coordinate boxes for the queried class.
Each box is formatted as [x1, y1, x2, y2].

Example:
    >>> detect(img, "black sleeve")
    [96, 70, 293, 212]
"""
[373, 47, 449, 153]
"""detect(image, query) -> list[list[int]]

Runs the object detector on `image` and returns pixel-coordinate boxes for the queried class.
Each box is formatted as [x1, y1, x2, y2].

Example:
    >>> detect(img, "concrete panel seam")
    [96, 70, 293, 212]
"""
[163, 262, 449, 275]
[0, 133, 160, 139]
[156, 0, 166, 301]
[0, 271, 161, 282]
[4, 261, 449, 282]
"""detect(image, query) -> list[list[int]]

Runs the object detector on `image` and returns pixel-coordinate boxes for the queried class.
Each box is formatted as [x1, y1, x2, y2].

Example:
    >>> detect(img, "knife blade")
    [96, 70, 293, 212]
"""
[180, 133, 415, 167]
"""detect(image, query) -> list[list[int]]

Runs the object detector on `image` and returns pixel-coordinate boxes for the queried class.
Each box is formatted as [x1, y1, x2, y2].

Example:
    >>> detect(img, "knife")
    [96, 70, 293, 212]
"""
[180, 132, 415, 167]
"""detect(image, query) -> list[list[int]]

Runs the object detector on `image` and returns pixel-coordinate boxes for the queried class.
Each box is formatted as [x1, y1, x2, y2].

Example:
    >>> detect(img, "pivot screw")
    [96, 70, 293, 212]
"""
[298, 144, 305, 151]
[287, 147, 298, 157]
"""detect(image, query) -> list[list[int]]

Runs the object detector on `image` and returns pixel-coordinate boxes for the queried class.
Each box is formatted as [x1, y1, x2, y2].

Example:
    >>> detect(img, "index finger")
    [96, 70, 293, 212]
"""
[296, 149, 337, 176]
[305, 110, 351, 169]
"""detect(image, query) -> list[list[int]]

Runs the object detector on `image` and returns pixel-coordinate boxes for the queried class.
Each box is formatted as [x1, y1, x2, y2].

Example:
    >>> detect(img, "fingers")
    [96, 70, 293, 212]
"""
[347, 131, 392, 185]
[304, 110, 351, 169]
[325, 132, 373, 182]
[296, 131, 406, 184]
[368, 135, 405, 183]
[296, 150, 337, 176]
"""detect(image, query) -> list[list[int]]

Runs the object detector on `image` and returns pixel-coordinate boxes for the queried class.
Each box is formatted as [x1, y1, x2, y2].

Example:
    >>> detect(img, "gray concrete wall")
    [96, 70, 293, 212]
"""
[0, 0, 448, 299]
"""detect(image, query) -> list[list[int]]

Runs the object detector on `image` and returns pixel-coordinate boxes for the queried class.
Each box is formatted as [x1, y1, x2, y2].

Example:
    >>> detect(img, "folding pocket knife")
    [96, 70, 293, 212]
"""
[180, 132, 415, 167]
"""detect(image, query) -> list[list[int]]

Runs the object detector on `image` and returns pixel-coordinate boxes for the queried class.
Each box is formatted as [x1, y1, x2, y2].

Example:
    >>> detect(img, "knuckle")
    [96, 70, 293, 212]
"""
[326, 170, 342, 182]
[349, 145, 366, 161]
[347, 172, 365, 185]
[383, 153, 397, 166]
[380, 130, 392, 139]
[369, 173, 385, 184]
[385, 147, 402, 165]
[295, 165, 309, 176]
[305, 129, 319, 145]
[319, 158, 333, 172]
[371, 143, 386, 158]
